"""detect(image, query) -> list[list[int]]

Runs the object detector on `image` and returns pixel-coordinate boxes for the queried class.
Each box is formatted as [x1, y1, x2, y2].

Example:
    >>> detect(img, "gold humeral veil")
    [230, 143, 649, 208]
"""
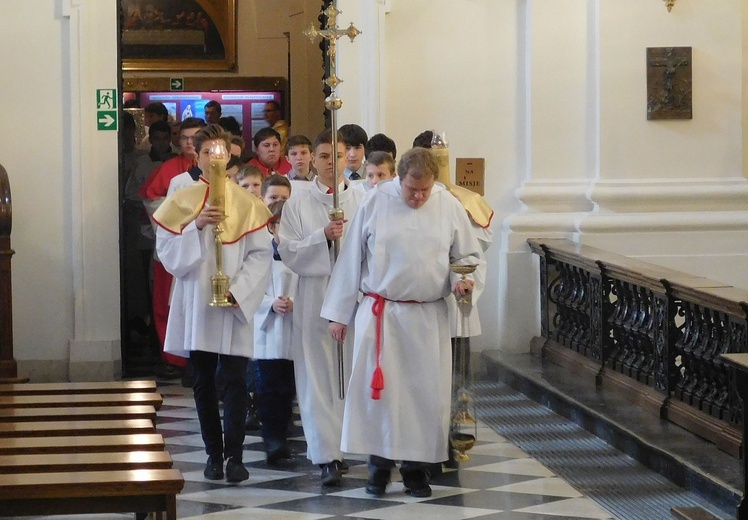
[153, 177, 272, 244]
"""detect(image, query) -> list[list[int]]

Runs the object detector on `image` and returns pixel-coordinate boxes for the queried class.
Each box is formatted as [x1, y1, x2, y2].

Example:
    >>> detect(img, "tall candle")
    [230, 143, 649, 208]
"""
[431, 131, 451, 187]
[208, 140, 228, 213]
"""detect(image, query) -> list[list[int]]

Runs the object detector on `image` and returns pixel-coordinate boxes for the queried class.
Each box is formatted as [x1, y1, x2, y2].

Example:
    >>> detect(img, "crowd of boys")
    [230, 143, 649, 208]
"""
[121, 99, 493, 495]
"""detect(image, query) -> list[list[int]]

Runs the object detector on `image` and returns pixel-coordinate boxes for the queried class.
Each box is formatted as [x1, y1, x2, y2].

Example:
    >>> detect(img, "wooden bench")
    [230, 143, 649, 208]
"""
[0, 450, 173, 474]
[0, 391, 164, 410]
[0, 380, 157, 396]
[0, 404, 157, 423]
[0, 468, 184, 520]
[0, 384, 183, 519]
[0, 418, 155, 438]
[0, 432, 165, 455]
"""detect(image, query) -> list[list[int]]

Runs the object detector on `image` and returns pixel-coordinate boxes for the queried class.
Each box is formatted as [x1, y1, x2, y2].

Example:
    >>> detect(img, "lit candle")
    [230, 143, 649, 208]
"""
[208, 140, 228, 215]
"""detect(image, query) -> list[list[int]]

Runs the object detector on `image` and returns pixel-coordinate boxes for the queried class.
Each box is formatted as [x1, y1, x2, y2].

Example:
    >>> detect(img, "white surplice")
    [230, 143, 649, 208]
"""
[277, 179, 364, 464]
[157, 220, 272, 359]
[320, 177, 484, 463]
[253, 238, 298, 360]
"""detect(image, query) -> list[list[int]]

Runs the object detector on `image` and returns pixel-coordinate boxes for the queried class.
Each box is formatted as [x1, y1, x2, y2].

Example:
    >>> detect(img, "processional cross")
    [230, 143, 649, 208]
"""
[303, 4, 360, 399]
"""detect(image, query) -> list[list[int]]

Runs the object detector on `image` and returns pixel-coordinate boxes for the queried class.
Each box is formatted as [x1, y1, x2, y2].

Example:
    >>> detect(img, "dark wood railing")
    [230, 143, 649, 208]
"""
[529, 239, 748, 457]
[0, 163, 19, 382]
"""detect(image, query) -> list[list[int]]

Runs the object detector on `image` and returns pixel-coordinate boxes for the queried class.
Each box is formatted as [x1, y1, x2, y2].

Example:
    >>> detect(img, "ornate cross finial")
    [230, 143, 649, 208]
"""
[303, 5, 361, 92]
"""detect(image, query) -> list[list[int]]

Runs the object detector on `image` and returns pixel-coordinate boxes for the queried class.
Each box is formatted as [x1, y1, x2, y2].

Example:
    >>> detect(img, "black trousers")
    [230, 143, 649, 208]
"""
[191, 350, 248, 460]
[255, 358, 296, 442]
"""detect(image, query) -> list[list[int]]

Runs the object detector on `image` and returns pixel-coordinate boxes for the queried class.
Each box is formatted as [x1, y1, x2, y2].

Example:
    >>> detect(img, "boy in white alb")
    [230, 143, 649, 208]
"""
[278, 129, 364, 486]
[253, 176, 297, 463]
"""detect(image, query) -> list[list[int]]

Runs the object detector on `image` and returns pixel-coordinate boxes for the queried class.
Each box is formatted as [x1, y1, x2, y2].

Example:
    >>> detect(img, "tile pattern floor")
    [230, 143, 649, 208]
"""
[12, 379, 726, 519]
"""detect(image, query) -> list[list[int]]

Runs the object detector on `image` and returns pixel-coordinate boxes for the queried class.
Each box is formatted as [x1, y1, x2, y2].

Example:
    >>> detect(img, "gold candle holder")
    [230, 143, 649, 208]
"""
[208, 140, 232, 308]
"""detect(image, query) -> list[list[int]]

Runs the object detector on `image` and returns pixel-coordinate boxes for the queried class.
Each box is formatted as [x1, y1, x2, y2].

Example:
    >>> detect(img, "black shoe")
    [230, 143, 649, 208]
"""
[403, 470, 432, 498]
[365, 469, 390, 497]
[204, 455, 224, 480]
[245, 409, 260, 431]
[265, 439, 291, 464]
[225, 456, 249, 483]
[340, 459, 350, 474]
[320, 460, 344, 486]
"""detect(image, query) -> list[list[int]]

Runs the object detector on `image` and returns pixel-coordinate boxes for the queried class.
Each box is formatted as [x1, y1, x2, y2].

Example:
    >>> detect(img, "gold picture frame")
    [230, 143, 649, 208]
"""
[121, 0, 237, 72]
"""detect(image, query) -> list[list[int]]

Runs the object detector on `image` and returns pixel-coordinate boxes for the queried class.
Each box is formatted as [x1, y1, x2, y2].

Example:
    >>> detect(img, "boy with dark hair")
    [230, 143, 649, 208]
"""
[285, 135, 315, 182]
[365, 133, 397, 160]
[339, 124, 368, 181]
[249, 127, 292, 176]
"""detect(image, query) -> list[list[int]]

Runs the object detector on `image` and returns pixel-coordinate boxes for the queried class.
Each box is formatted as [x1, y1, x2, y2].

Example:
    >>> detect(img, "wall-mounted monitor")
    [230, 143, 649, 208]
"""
[125, 90, 283, 150]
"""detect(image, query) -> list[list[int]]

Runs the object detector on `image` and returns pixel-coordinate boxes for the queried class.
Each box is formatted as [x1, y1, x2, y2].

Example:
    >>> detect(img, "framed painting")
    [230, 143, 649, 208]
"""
[121, 0, 237, 71]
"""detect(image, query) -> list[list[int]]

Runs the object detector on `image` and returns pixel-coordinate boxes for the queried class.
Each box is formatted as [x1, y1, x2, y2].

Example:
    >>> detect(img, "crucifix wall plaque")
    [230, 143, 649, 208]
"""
[646, 46, 692, 120]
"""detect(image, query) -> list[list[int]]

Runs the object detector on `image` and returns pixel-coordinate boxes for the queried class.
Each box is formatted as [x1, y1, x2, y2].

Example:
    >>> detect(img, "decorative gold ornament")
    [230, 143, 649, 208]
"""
[207, 140, 233, 308]
[664, 0, 675, 12]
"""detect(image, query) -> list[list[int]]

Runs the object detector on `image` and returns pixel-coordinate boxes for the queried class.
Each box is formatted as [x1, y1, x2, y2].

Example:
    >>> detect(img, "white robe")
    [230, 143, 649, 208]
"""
[277, 179, 364, 464]
[320, 177, 484, 463]
[253, 240, 298, 360]
[157, 220, 272, 359]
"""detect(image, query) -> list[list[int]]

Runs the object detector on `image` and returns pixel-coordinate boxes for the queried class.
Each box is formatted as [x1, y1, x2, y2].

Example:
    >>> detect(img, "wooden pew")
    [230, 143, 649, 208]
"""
[0, 432, 165, 456]
[0, 450, 173, 474]
[0, 404, 157, 423]
[0, 418, 155, 438]
[0, 391, 164, 410]
[0, 380, 157, 396]
[0, 468, 184, 520]
[0, 383, 183, 519]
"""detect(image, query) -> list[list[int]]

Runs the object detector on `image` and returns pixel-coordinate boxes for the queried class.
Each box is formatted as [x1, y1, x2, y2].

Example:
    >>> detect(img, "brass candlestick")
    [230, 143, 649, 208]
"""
[450, 263, 478, 461]
[208, 140, 232, 308]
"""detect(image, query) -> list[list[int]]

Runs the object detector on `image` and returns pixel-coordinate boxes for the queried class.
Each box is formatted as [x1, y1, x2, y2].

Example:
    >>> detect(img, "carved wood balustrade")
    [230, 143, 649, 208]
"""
[529, 239, 748, 457]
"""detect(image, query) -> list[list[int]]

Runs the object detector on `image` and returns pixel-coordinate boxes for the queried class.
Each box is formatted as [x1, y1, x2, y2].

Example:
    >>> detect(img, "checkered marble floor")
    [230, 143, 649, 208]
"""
[14, 377, 731, 520]
[149, 381, 614, 520]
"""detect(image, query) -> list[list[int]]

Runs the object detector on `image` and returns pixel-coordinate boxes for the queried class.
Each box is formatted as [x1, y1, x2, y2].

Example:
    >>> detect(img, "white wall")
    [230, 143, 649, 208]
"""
[598, 0, 742, 181]
[0, 0, 121, 381]
[1, 1, 71, 378]
[340, 0, 747, 355]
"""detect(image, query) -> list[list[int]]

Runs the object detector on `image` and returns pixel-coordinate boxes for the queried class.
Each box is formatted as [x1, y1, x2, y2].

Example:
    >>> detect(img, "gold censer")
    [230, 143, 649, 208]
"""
[450, 263, 478, 461]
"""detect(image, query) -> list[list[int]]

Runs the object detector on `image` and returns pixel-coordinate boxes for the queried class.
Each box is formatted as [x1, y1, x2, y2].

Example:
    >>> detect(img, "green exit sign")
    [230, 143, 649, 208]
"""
[170, 78, 184, 91]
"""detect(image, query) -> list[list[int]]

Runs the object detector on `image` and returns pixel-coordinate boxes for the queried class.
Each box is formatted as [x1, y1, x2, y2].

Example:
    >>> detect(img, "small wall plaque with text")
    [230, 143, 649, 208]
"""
[455, 158, 485, 195]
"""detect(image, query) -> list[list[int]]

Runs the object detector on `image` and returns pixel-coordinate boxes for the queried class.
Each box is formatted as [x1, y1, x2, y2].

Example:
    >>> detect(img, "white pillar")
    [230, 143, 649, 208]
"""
[63, 0, 122, 380]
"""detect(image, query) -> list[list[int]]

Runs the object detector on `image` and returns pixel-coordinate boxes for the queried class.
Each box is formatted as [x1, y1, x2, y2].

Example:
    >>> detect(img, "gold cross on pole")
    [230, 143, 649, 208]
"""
[303, 3, 360, 401]
[303, 4, 361, 92]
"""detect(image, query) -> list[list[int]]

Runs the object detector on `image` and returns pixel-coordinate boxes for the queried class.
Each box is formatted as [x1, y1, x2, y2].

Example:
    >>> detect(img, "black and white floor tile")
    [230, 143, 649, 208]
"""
[23, 378, 726, 519]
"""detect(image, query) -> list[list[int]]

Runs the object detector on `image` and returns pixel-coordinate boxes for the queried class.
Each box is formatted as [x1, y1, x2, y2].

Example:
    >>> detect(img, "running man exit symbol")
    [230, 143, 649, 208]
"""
[97, 89, 116, 110]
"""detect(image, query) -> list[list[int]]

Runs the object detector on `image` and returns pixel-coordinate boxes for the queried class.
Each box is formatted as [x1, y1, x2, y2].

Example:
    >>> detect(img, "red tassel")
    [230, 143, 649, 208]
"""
[370, 366, 384, 400]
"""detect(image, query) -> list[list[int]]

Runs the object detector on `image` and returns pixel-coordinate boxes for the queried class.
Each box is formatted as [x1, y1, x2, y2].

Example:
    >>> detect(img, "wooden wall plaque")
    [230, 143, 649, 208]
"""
[455, 158, 485, 195]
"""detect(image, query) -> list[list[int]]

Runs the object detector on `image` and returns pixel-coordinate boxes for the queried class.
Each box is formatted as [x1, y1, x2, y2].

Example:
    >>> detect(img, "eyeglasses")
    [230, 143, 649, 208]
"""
[263, 108, 279, 113]
[180, 136, 195, 143]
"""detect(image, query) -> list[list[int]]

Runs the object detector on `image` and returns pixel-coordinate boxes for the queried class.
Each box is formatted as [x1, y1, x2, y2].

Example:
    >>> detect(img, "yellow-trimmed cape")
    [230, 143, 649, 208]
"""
[153, 178, 273, 244]
[451, 185, 494, 229]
